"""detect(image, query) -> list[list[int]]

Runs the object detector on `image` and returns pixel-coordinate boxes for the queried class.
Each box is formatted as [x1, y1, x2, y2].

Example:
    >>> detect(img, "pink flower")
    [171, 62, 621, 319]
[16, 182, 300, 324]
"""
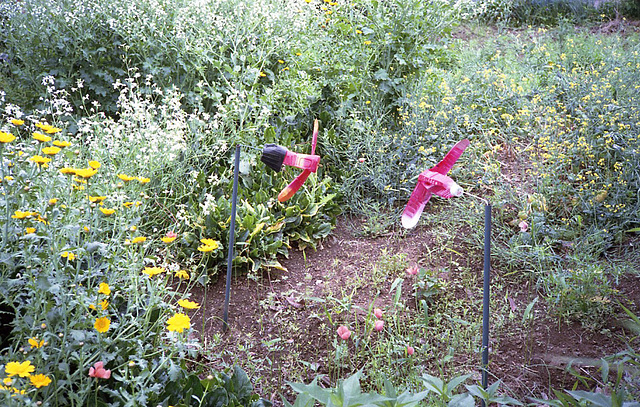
[373, 308, 383, 319]
[406, 264, 418, 276]
[358, 157, 366, 163]
[88, 361, 111, 379]
[373, 320, 384, 332]
[166, 231, 178, 238]
[406, 345, 415, 356]
[519, 220, 529, 232]
[337, 325, 351, 340]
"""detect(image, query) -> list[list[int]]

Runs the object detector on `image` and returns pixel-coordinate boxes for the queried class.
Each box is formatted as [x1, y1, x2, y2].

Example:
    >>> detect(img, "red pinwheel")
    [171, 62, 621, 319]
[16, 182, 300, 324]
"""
[402, 139, 470, 229]
[261, 119, 321, 202]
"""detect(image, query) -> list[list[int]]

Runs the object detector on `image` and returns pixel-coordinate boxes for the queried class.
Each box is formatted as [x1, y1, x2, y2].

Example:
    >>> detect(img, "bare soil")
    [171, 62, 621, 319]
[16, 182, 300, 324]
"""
[189, 213, 640, 404]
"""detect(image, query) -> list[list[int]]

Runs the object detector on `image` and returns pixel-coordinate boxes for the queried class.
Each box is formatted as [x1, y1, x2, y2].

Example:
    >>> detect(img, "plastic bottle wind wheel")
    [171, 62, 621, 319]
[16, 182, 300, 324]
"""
[402, 139, 470, 229]
[260, 119, 320, 202]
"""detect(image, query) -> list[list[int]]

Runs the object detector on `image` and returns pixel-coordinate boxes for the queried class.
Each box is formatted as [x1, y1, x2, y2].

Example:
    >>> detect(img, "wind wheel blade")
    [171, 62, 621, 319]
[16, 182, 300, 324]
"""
[278, 170, 311, 202]
[401, 182, 432, 229]
[430, 139, 470, 175]
[311, 119, 319, 155]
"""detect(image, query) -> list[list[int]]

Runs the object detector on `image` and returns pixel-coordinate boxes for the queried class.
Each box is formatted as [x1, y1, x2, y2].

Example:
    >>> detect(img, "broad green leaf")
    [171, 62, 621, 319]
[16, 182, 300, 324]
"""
[448, 393, 474, 407]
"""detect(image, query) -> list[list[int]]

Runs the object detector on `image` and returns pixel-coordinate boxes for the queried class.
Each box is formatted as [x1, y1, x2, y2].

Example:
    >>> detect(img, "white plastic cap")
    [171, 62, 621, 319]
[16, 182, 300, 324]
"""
[450, 184, 463, 197]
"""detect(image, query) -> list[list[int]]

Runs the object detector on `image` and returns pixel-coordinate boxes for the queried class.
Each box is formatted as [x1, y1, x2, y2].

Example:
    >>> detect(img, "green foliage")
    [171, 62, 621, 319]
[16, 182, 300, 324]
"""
[288, 370, 524, 407]
[465, 381, 523, 406]
[413, 268, 445, 305]
[420, 373, 472, 404]
[540, 263, 615, 327]
[466, 0, 634, 25]
[287, 371, 429, 407]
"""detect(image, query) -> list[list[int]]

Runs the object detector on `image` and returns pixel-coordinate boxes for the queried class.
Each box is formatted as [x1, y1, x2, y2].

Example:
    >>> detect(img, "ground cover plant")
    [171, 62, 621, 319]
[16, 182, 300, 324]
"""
[1, 0, 640, 405]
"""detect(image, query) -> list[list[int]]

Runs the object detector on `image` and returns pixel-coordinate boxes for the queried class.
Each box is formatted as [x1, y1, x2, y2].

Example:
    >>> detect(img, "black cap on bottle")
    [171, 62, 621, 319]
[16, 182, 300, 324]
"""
[260, 144, 287, 172]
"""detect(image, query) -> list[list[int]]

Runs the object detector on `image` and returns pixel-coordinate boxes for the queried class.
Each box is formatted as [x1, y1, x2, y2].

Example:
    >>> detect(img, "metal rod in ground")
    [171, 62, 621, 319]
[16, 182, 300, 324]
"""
[481, 204, 491, 406]
[223, 145, 241, 331]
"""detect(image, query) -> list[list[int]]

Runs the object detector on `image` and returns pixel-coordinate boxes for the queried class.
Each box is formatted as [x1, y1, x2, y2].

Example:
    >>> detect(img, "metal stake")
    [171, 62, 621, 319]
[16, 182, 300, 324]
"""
[223, 145, 241, 331]
[481, 204, 491, 405]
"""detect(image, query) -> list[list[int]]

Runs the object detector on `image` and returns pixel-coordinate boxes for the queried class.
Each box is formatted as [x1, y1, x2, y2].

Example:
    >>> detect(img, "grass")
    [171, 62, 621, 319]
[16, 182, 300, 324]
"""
[1, 0, 640, 405]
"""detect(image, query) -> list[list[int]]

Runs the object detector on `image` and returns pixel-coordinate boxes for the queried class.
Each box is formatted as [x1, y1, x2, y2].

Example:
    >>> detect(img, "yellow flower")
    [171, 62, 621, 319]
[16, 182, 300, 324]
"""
[36, 123, 62, 134]
[364, 40, 372, 45]
[5, 360, 35, 377]
[99, 207, 115, 216]
[10, 119, 24, 126]
[30, 374, 51, 388]
[123, 201, 134, 208]
[175, 270, 190, 279]
[200, 238, 219, 248]
[178, 299, 200, 309]
[75, 168, 98, 178]
[11, 210, 32, 219]
[88, 195, 106, 203]
[131, 236, 147, 244]
[25, 227, 36, 234]
[48, 198, 58, 205]
[98, 282, 111, 296]
[0, 131, 16, 143]
[59, 167, 77, 175]
[29, 155, 52, 165]
[32, 132, 52, 142]
[94, 317, 110, 333]
[89, 304, 96, 310]
[99, 299, 109, 310]
[3, 377, 12, 385]
[198, 238, 220, 252]
[166, 313, 191, 333]
[45, 127, 62, 134]
[160, 236, 177, 244]
[88, 160, 101, 169]
[28, 337, 45, 349]
[142, 266, 165, 277]
[117, 174, 135, 181]
[42, 146, 61, 155]
[52, 140, 72, 147]
[259, 71, 267, 77]
[136, 176, 150, 184]
[61, 251, 76, 261]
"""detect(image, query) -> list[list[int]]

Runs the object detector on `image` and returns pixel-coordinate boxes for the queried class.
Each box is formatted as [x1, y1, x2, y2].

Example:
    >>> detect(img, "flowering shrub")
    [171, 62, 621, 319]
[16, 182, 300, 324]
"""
[0, 107, 269, 405]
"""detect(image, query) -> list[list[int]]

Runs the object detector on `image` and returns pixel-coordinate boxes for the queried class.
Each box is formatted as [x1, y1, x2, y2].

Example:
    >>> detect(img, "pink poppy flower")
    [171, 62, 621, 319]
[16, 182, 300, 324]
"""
[406, 264, 418, 276]
[373, 308, 383, 319]
[88, 361, 111, 379]
[374, 320, 384, 332]
[406, 346, 415, 356]
[337, 325, 351, 340]
[519, 220, 529, 232]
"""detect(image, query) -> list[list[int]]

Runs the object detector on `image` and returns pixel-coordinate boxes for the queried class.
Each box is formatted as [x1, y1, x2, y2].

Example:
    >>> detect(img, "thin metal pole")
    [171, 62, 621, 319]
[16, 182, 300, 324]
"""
[223, 145, 241, 331]
[481, 204, 491, 404]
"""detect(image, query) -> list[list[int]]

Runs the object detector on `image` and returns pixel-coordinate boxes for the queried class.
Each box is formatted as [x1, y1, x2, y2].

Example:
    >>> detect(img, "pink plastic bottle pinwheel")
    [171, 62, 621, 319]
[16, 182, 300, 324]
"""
[401, 139, 470, 229]
[261, 119, 320, 202]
